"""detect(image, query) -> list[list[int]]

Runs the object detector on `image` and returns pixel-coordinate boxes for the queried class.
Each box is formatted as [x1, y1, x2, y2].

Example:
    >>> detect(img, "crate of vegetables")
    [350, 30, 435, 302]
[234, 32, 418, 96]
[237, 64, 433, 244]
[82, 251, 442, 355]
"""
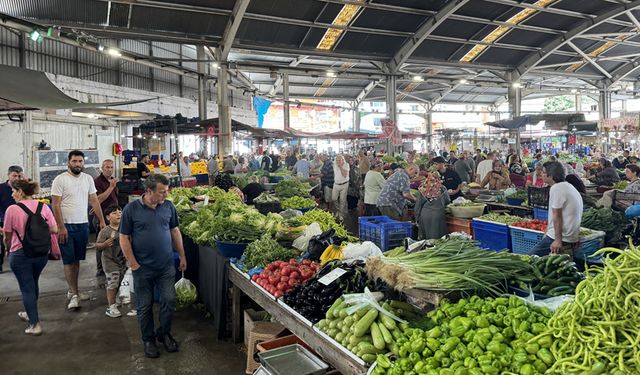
[250, 259, 320, 299]
[509, 220, 547, 254]
[359, 216, 412, 251]
[471, 213, 524, 252]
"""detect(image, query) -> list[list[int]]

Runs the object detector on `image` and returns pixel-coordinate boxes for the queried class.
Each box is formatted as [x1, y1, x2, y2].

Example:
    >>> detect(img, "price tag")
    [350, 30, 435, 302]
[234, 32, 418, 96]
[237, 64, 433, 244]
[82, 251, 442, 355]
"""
[318, 267, 347, 286]
[203, 195, 209, 206]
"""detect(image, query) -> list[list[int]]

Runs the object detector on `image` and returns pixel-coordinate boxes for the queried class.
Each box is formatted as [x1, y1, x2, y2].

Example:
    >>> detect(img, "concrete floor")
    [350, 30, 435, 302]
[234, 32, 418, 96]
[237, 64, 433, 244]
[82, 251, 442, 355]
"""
[0, 245, 247, 375]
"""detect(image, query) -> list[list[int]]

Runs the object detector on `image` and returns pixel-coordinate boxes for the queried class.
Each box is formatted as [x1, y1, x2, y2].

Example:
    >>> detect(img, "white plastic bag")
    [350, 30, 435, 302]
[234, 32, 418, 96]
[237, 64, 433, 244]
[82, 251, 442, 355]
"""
[174, 272, 197, 308]
[342, 287, 408, 324]
[511, 286, 574, 312]
[292, 222, 322, 251]
[118, 268, 133, 300]
[341, 241, 383, 261]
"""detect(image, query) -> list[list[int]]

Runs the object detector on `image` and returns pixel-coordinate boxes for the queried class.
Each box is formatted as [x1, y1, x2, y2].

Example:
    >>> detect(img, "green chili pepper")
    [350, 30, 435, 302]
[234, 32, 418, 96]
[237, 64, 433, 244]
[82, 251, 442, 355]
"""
[496, 305, 508, 315]
[413, 360, 425, 372]
[468, 369, 483, 375]
[422, 347, 433, 358]
[518, 321, 530, 334]
[433, 350, 445, 362]
[454, 368, 468, 375]
[486, 341, 506, 355]
[462, 329, 476, 343]
[537, 348, 554, 366]
[446, 306, 463, 318]
[450, 317, 473, 337]
[513, 350, 528, 363]
[429, 327, 443, 339]
[531, 322, 546, 334]
[474, 316, 489, 328]
[492, 332, 505, 343]
[465, 309, 478, 319]
[439, 369, 454, 375]
[493, 297, 509, 306]
[513, 306, 529, 319]
[480, 365, 499, 375]
[472, 335, 489, 350]
[409, 352, 421, 364]
[426, 357, 439, 368]
[502, 327, 515, 339]
[441, 357, 452, 367]
[489, 325, 500, 335]
[533, 359, 547, 373]
[477, 354, 494, 367]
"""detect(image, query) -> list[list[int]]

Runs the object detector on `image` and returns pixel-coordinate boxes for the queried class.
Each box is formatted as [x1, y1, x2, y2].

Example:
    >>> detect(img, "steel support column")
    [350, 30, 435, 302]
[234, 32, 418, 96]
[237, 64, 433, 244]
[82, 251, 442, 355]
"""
[197, 46, 207, 119]
[218, 64, 232, 156]
[283, 73, 290, 131]
[425, 109, 433, 152]
[508, 83, 522, 154]
[354, 102, 361, 133]
[599, 89, 612, 154]
[385, 75, 397, 154]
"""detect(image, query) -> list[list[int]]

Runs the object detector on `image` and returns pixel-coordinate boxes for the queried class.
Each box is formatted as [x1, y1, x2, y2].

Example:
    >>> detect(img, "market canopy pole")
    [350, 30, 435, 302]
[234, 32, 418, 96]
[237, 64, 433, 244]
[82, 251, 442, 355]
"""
[283, 73, 290, 132]
[423, 103, 433, 152]
[218, 59, 232, 156]
[599, 88, 612, 155]
[385, 74, 397, 154]
[196, 45, 209, 158]
[508, 77, 522, 154]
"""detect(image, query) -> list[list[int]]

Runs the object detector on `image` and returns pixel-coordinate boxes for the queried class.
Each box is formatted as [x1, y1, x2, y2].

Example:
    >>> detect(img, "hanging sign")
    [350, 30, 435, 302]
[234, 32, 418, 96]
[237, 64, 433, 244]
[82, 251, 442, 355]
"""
[600, 116, 639, 129]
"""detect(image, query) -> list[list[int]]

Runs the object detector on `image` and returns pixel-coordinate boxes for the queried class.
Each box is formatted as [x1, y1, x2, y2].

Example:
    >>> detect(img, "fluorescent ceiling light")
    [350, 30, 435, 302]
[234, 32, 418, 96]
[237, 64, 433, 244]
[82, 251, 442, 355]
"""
[512, 82, 522, 88]
[459, 79, 468, 84]
[107, 48, 122, 57]
[97, 44, 105, 52]
[326, 71, 337, 77]
[28, 30, 41, 42]
[412, 75, 424, 82]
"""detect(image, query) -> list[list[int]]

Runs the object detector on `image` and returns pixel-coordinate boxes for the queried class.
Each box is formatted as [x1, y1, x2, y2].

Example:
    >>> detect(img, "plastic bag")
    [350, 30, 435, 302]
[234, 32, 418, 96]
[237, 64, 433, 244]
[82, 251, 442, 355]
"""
[511, 286, 573, 312]
[342, 287, 407, 324]
[292, 222, 322, 251]
[174, 272, 197, 308]
[341, 241, 383, 261]
[118, 268, 133, 300]
[304, 229, 337, 261]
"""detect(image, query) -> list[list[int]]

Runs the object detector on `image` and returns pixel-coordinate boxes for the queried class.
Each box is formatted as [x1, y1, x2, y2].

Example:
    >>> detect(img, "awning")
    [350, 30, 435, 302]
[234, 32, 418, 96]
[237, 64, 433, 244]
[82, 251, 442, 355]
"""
[485, 114, 586, 130]
[0, 65, 154, 111]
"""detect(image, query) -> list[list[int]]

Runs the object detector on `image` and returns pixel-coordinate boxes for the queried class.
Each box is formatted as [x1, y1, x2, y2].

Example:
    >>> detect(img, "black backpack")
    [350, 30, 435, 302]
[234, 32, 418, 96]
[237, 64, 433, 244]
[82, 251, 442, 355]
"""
[14, 202, 51, 257]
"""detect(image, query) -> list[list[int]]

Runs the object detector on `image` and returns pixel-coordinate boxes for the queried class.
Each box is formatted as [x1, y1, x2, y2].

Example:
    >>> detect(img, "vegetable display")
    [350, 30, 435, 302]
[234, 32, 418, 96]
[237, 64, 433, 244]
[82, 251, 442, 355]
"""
[537, 243, 640, 374]
[241, 235, 299, 271]
[299, 209, 354, 240]
[231, 175, 249, 190]
[581, 207, 628, 244]
[281, 196, 316, 209]
[274, 179, 312, 198]
[366, 238, 532, 294]
[168, 186, 227, 211]
[509, 254, 584, 296]
[478, 213, 528, 225]
[511, 220, 547, 232]
[373, 295, 553, 375]
[613, 180, 628, 190]
[251, 259, 320, 298]
[317, 298, 421, 363]
[507, 189, 528, 200]
[282, 260, 376, 323]
[253, 192, 279, 204]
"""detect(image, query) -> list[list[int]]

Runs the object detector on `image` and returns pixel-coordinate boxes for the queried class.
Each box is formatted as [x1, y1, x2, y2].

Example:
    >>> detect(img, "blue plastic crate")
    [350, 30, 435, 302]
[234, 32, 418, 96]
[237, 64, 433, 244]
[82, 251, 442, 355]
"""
[215, 240, 249, 258]
[471, 219, 511, 252]
[358, 216, 413, 251]
[532, 207, 548, 221]
[510, 227, 545, 254]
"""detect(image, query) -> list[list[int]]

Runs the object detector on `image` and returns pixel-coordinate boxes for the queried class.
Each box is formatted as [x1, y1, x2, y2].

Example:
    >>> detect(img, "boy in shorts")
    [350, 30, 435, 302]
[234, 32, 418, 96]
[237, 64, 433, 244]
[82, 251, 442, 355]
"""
[96, 205, 135, 318]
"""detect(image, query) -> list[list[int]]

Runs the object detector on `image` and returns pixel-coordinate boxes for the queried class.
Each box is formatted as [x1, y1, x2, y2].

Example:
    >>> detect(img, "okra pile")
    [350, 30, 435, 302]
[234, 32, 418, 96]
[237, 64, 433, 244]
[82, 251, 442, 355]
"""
[373, 295, 553, 375]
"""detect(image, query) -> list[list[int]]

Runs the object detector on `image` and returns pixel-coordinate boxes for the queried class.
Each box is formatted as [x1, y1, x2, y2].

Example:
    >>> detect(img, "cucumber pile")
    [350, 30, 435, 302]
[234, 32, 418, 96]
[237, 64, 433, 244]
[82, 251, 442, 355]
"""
[510, 254, 584, 297]
[316, 298, 419, 363]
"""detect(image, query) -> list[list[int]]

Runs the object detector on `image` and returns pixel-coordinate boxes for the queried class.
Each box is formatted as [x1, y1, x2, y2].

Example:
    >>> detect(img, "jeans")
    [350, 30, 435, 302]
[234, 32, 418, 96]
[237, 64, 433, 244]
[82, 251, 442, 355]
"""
[10, 250, 48, 325]
[527, 235, 578, 257]
[133, 262, 176, 343]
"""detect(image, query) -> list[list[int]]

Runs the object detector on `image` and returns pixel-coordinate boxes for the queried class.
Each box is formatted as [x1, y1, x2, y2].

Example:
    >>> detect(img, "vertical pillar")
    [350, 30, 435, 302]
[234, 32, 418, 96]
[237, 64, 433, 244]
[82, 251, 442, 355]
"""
[575, 93, 582, 112]
[283, 73, 290, 132]
[508, 83, 522, 154]
[197, 46, 209, 158]
[599, 89, 611, 154]
[425, 108, 433, 152]
[353, 101, 361, 132]
[385, 75, 397, 154]
[217, 63, 232, 156]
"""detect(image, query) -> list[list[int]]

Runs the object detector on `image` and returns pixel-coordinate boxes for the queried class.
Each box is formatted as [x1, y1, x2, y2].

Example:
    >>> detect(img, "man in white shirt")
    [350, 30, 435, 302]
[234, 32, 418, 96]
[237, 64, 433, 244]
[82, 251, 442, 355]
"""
[528, 161, 583, 256]
[332, 155, 350, 221]
[52, 150, 106, 310]
[476, 152, 497, 187]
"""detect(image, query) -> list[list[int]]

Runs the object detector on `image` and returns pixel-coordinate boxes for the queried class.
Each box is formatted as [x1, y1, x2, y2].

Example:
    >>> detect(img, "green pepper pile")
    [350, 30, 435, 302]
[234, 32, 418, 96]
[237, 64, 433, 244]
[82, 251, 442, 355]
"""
[373, 295, 553, 375]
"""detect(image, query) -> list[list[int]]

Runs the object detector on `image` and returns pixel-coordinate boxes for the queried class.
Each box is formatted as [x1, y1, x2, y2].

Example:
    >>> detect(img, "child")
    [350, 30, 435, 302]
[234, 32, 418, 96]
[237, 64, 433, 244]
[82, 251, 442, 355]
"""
[96, 205, 135, 318]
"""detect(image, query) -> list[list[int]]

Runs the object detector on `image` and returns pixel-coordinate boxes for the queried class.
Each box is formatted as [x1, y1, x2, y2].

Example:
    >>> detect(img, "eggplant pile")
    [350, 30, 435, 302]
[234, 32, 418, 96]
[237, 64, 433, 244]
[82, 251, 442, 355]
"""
[282, 260, 378, 323]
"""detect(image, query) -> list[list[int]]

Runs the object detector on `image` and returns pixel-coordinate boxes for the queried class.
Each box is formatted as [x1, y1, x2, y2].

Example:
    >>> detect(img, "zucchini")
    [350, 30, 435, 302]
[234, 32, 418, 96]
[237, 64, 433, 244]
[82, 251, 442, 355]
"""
[379, 314, 397, 330]
[391, 328, 403, 340]
[326, 298, 343, 319]
[341, 324, 350, 334]
[377, 319, 394, 345]
[355, 307, 370, 320]
[329, 320, 339, 329]
[335, 332, 345, 342]
[361, 353, 376, 363]
[390, 300, 415, 313]
[370, 322, 385, 350]
[349, 334, 368, 346]
[357, 342, 378, 355]
[354, 309, 379, 337]
[547, 286, 574, 296]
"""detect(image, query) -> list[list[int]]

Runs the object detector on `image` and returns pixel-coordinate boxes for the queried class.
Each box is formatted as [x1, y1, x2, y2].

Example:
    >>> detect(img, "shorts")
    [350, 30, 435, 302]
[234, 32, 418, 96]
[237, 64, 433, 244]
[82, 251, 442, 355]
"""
[323, 186, 333, 203]
[59, 223, 90, 265]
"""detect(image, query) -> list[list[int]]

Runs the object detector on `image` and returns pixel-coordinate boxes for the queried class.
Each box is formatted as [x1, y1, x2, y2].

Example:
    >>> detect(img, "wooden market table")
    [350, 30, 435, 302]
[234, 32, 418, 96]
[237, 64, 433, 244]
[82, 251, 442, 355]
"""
[228, 265, 369, 375]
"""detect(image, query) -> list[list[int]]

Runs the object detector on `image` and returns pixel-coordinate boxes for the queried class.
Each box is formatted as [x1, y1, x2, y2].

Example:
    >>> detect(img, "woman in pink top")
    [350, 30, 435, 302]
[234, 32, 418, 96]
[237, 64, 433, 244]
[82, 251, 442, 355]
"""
[3, 180, 58, 336]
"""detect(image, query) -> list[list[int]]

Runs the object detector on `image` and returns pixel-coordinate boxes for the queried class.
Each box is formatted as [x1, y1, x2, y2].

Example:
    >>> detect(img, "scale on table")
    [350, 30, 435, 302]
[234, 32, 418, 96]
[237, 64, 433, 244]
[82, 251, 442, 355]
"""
[254, 344, 329, 375]
[475, 190, 503, 203]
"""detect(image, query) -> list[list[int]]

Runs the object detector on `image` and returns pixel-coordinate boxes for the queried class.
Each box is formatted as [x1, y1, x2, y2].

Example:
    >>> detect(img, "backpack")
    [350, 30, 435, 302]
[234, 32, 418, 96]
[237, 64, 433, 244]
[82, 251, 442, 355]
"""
[14, 202, 51, 258]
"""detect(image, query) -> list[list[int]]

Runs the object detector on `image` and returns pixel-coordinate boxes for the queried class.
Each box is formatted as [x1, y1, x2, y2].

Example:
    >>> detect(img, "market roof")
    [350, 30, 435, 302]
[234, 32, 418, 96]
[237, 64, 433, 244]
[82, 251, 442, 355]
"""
[3, 0, 640, 105]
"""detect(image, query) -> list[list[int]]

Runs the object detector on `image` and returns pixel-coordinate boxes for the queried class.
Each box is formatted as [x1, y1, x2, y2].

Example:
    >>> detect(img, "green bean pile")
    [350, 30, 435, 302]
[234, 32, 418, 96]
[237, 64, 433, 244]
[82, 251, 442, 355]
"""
[537, 242, 640, 374]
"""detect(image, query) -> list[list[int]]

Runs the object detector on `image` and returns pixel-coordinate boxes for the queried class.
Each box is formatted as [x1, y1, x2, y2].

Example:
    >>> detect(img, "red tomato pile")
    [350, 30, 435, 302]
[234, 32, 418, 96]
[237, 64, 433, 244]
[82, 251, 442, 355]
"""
[251, 259, 320, 298]
[511, 219, 547, 232]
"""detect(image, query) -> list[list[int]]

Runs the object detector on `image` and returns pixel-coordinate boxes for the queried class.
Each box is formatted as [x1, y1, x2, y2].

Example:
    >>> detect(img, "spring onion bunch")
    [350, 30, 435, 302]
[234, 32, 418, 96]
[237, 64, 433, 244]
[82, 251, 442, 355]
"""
[366, 238, 532, 294]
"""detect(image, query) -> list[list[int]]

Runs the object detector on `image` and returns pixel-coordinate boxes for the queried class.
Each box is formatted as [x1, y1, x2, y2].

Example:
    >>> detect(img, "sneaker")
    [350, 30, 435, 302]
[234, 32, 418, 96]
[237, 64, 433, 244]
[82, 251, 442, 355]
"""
[18, 311, 29, 322]
[25, 323, 42, 336]
[67, 291, 90, 301]
[127, 310, 137, 317]
[87, 242, 96, 249]
[67, 295, 79, 310]
[105, 304, 122, 318]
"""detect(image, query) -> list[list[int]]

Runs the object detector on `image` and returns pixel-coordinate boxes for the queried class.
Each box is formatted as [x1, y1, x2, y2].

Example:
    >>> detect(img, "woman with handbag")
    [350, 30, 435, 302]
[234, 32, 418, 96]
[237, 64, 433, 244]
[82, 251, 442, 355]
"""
[3, 180, 59, 335]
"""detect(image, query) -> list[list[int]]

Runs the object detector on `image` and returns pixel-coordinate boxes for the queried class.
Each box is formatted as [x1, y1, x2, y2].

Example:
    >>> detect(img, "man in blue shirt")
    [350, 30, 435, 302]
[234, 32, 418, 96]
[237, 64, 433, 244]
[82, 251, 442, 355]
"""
[0, 165, 23, 273]
[376, 164, 418, 221]
[293, 154, 311, 179]
[120, 174, 187, 359]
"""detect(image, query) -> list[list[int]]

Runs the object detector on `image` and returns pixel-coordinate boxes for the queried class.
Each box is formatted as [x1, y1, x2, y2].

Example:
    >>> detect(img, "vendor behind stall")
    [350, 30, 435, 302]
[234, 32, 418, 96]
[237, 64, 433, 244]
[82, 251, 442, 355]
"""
[480, 159, 511, 190]
[433, 158, 463, 200]
[590, 158, 620, 186]
[241, 176, 265, 205]
[528, 161, 583, 256]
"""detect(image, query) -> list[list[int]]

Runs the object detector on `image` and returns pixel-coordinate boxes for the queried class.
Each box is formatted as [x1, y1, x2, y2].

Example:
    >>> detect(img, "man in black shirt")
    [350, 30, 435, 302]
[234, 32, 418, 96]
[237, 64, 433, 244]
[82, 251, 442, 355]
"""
[285, 150, 298, 170]
[242, 176, 265, 205]
[434, 160, 463, 200]
[260, 151, 271, 171]
[137, 154, 151, 179]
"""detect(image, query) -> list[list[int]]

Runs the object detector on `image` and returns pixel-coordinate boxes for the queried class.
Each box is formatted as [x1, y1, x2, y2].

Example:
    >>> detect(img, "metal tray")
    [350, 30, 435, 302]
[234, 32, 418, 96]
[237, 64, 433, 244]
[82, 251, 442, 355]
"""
[258, 344, 329, 375]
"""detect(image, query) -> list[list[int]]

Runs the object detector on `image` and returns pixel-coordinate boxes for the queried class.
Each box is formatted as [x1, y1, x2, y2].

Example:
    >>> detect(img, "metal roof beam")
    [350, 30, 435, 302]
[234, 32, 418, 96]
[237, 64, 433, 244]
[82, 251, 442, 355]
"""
[602, 55, 640, 86]
[482, 0, 596, 19]
[232, 61, 390, 80]
[268, 56, 308, 96]
[626, 10, 640, 29]
[355, 80, 382, 104]
[514, 0, 640, 78]
[389, 0, 470, 72]
[580, 36, 640, 48]
[219, 0, 250, 60]
[378, 84, 432, 104]
[566, 41, 612, 78]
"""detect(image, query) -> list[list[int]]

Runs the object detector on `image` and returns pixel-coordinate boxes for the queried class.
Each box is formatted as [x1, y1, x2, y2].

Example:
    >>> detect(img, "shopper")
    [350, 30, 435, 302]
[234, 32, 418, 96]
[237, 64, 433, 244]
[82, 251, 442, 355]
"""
[207, 155, 219, 185]
[52, 150, 106, 310]
[260, 151, 271, 171]
[376, 164, 418, 221]
[234, 156, 248, 174]
[285, 150, 298, 170]
[476, 151, 497, 186]
[613, 154, 629, 169]
[96, 205, 135, 318]
[528, 161, 583, 257]
[590, 158, 620, 186]
[346, 156, 360, 211]
[137, 154, 151, 179]
[358, 150, 370, 182]
[442, 163, 464, 200]
[222, 155, 235, 174]
[0, 165, 24, 273]
[454, 151, 473, 183]
[310, 154, 323, 176]
[94, 159, 119, 277]
[293, 154, 311, 179]
[242, 176, 265, 205]
[480, 159, 512, 190]
[119, 174, 187, 359]
[363, 161, 385, 216]
[3, 179, 58, 335]
[415, 172, 450, 240]
[332, 155, 350, 221]
[526, 164, 546, 188]
[320, 154, 334, 208]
